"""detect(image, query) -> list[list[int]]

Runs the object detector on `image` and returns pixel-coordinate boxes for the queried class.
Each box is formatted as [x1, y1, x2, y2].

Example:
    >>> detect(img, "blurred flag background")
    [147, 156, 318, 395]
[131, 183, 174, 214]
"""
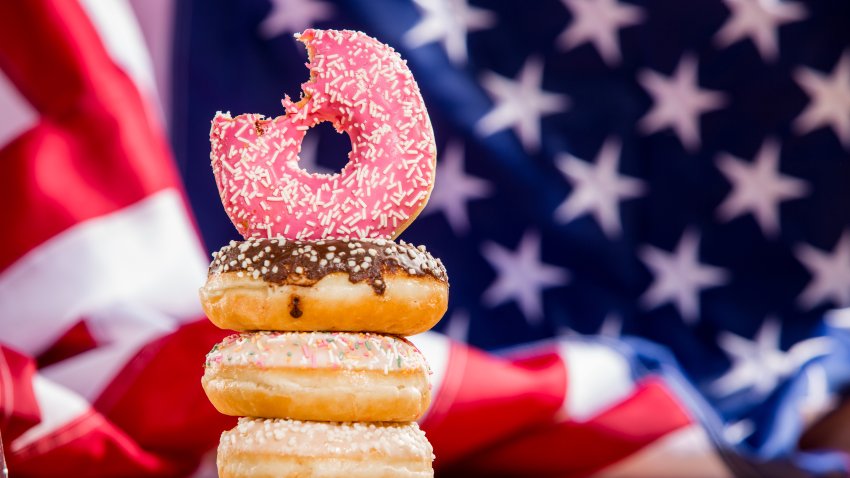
[2, 0, 850, 476]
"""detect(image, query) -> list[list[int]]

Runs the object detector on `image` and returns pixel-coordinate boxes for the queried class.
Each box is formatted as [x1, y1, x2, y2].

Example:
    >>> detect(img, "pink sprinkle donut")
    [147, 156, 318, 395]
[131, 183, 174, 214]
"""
[210, 29, 437, 240]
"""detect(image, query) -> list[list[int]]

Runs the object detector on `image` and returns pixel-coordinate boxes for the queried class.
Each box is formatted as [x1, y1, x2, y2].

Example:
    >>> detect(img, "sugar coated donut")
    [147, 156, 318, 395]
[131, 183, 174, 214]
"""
[200, 237, 448, 335]
[210, 29, 436, 240]
[202, 331, 431, 422]
[218, 418, 434, 478]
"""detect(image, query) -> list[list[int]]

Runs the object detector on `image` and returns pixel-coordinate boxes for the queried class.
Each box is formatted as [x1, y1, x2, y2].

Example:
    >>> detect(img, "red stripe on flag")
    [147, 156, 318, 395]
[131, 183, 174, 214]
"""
[0, 0, 185, 272]
[446, 377, 695, 477]
[421, 341, 567, 468]
[0, 346, 40, 443]
[36, 320, 98, 369]
[8, 409, 175, 477]
[6, 320, 230, 476]
[94, 320, 232, 467]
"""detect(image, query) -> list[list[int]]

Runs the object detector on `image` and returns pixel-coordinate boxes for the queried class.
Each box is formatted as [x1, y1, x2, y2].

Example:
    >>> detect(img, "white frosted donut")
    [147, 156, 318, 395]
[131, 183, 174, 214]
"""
[200, 237, 448, 336]
[202, 331, 431, 422]
[218, 418, 434, 478]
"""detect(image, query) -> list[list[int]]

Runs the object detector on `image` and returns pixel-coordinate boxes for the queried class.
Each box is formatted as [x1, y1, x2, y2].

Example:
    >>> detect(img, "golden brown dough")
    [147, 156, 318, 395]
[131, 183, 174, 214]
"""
[200, 238, 448, 336]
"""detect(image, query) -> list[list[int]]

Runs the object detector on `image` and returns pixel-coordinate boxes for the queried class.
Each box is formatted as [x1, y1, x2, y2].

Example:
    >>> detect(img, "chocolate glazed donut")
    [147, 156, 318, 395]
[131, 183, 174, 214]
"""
[199, 238, 448, 335]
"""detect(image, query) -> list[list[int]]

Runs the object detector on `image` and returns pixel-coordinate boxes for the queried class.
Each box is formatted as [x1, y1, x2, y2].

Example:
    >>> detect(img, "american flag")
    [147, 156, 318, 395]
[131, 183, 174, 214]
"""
[2, 0, 850, 476]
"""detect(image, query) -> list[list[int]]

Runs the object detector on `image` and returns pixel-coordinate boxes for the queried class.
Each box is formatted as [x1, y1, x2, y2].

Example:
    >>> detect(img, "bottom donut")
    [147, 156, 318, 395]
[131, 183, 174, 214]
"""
[218, 418, 434, 478]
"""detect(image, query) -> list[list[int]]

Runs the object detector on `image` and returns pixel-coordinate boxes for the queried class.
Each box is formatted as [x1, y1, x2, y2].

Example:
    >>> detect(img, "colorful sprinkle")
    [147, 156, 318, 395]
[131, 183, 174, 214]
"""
[205, 331, 428, 374]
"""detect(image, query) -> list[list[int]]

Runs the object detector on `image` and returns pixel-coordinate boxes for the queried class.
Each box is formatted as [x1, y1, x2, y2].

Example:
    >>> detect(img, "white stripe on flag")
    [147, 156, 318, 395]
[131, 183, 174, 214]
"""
[128, 0, 175, 127]
[593, 425, 732, 478]
[826, 307, 850, 329]
[10, 375, 91, 452]
[558, 340, 636, 421]
[0, 68, 38, 149]
[408, 331, 451, 419]
[78, 0, 163, 121]
[188, 449, 219, 478]
[0, 189, 207, 357]
[41, 305, 178, 401]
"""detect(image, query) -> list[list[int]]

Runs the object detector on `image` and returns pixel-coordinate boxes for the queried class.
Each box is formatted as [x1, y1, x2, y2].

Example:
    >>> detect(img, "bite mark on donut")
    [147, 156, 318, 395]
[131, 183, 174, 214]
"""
[289, 296, 303, 318]
[209, 29, 437, 240]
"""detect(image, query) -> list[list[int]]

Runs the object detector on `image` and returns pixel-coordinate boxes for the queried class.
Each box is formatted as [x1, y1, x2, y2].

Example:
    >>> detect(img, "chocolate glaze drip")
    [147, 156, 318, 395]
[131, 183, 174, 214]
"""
[209, 238, 448, 294]
[289, 296, 303, 318]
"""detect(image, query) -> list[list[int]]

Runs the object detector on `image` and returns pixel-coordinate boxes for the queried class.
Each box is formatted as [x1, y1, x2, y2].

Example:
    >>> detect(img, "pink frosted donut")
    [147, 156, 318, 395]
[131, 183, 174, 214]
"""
[210, 29, 436, 240]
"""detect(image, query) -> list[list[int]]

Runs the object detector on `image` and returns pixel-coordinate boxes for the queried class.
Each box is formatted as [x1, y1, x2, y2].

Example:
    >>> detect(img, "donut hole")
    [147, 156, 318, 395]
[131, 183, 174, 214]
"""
[298, 121, 352, 176]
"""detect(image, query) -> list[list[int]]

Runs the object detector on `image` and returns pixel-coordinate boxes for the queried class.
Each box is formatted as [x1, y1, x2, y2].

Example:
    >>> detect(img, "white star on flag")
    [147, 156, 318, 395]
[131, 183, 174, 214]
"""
[404, 0, 497, 65]
[481, 230, 570, 324]
[637, 54, 727, 152]
[555, 137, 647, 238]
[793, 50, 850, 150]
[477, 56, 570, 153]
[714, 0, 807, 62]
[558, 0, 644, 66]
[796, 230, 850, 310]
[723, 419, 755, 445]
[424, 141, 492, 235]
[711, 318, 831, 397]
[639, 229, 729, 324]
[825, 307, 850, 329]
[257, 0, 334, 39]
[715, 139, 809, 238]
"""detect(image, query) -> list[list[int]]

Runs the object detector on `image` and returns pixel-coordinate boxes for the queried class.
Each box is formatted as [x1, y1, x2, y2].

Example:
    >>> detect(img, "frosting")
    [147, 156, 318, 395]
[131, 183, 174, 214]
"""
[209, 237, 448, 294]
[205, 331, 430, 374]
[223, 418, 433, 459]
[210, 29, 436, 240]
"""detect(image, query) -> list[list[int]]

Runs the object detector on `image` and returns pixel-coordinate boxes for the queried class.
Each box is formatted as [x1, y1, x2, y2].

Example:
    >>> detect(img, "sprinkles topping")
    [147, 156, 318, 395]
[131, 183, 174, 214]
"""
[223, 418, 433, 459]
[210, 29, 436, 240]
[205, 331, 430, 374]
[209, 237, 447, 294]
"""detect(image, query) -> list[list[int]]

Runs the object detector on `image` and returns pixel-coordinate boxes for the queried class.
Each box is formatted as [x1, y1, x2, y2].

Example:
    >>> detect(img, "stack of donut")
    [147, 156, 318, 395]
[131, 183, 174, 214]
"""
[199, 29, 446, 478]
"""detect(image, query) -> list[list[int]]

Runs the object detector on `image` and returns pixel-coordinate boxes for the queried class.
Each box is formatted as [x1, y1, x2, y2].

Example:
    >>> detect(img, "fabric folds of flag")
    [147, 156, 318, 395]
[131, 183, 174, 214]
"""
[3, 0, 850, 477]
[0, 0, 230, 475]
